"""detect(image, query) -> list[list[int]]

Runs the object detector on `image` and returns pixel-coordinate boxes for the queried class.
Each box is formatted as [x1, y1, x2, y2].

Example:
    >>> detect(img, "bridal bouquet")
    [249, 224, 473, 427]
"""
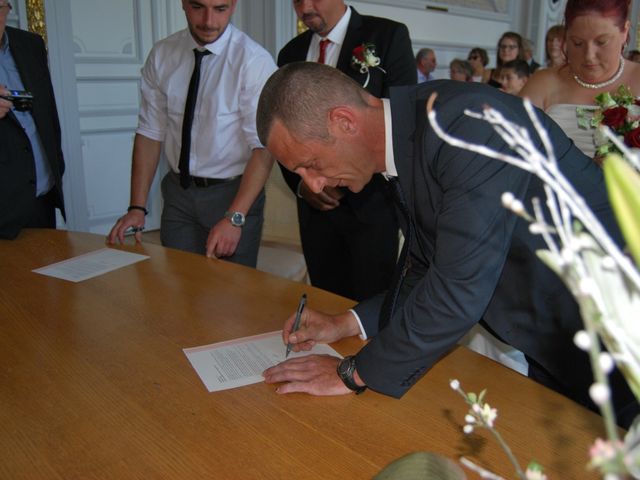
[577, 85, 640, 161]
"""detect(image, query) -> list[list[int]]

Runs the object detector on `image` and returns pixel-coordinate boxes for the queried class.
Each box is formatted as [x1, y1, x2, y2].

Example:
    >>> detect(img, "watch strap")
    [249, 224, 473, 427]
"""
[337, 355, 367, 394]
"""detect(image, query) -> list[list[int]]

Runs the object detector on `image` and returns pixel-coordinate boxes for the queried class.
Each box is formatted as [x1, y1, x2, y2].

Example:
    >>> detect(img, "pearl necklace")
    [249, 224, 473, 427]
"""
[573, 57, 625, 89]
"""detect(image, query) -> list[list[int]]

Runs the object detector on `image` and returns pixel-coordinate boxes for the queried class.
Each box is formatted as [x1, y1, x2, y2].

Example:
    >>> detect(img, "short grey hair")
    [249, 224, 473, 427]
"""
[257, 62, 369, 146]
[416, 48, 434, 62]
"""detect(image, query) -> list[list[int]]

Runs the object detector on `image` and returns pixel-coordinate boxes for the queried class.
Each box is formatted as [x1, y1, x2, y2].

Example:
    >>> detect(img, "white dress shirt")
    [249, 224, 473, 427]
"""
[137, 24, 276, 178]
[305, 6, 352, 66]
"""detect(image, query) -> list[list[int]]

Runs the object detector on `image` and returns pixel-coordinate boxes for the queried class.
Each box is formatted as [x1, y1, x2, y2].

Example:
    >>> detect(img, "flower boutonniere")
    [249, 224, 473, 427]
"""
[350, 43, 385, 88]
[577, 85, 640, 162]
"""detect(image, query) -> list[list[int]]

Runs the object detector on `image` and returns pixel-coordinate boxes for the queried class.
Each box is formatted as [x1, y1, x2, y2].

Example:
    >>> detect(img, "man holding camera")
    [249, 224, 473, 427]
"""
[0, 1, 66, 239]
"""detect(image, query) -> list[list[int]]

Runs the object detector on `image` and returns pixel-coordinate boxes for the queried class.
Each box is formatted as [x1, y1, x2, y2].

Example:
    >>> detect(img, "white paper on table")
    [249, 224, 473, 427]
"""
[32, 248, 149, 282]
[184, 330, 343, 392]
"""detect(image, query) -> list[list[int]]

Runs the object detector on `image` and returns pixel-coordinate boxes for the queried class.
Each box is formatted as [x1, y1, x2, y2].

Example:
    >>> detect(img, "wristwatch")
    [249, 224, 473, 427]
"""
[337, 355, 367, 394]
[224, 211, 245, 227]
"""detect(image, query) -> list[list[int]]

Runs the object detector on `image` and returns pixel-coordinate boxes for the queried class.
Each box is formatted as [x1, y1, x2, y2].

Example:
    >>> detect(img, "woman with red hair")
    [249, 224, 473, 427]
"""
[520, 0, 640, 159]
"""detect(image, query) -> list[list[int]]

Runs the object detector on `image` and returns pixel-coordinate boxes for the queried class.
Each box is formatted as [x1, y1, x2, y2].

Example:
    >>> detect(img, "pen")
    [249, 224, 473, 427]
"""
[285, 293, 307, 358]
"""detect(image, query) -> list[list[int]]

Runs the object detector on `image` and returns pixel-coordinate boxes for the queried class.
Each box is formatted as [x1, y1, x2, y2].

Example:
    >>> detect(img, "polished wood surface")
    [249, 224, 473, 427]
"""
[1, 230, 605, 479]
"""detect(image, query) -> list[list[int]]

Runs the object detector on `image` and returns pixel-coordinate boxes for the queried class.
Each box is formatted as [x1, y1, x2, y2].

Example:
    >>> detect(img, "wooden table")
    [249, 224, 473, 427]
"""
[0, 230, 606, 479]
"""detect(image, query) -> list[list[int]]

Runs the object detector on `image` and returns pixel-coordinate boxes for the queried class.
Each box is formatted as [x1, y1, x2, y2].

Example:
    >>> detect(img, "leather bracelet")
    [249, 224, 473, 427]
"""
[127, 205, 148, 216]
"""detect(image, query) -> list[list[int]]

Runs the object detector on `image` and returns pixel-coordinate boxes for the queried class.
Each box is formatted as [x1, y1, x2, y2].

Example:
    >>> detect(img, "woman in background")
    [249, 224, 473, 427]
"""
[520, 0, 640, 159]
[544, 24, 566, 68]
[467, 47, 488, 82]
[449, 58, 473, 82]
[483, 31, 525, 88]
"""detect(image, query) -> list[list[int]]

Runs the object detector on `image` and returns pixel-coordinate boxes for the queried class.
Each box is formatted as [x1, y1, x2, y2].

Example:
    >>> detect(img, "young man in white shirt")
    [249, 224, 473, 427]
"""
[108, 0, 276, 267]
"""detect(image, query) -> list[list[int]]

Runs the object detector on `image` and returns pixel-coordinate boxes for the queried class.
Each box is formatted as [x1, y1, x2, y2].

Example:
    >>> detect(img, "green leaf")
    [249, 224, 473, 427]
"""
[603, 154, 640, 267]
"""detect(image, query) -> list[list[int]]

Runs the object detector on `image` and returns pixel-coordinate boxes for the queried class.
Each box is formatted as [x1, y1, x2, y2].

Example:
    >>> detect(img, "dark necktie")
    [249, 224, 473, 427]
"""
[379, 177, 413, 330]
[179, 48, 212, 189]
[317, 39, 330, 64]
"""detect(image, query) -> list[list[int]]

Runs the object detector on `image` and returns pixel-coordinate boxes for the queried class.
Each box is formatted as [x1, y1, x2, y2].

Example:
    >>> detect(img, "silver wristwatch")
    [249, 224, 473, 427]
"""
[224, 211, 245, 227]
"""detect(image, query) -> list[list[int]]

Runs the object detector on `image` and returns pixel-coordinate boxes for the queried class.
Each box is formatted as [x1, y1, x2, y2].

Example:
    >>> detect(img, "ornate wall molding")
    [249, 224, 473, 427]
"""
[26, 0, 47, 45]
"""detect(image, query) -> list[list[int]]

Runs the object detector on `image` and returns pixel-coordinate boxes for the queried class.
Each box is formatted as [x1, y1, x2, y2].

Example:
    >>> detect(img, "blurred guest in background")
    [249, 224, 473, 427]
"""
[544, 25, 566, 69]
[416, 48, 437, 82]
[484, 31, 525, 88]
[0, 1, 66, 239]
[467, 47, 489, 82]
[522, 37, 541, 73]
[449, 58, 473, 82]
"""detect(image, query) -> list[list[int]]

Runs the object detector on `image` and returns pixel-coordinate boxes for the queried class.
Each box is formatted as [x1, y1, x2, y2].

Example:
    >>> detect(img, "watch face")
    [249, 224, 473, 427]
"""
[338, 356, 353, 376]
[230, 212, 245, 226]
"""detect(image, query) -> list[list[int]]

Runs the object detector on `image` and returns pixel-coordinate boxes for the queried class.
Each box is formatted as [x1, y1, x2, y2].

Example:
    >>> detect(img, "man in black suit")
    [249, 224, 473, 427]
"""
[0, 4, 65, 239]
[277, 0, 416, 301]
[259, 63, 637, 427]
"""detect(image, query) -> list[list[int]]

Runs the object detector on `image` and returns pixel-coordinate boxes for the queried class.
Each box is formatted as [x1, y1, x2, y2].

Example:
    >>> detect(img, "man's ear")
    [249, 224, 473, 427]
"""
[328, 106, 357, 136]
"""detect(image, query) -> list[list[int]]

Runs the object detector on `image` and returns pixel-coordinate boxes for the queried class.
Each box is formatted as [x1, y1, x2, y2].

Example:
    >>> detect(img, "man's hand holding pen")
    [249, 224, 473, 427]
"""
[263, 301, 365, 395]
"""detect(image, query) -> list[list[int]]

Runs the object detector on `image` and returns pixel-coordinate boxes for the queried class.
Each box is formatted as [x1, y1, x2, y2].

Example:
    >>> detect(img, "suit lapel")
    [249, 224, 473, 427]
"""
[337, 7, 363, 76]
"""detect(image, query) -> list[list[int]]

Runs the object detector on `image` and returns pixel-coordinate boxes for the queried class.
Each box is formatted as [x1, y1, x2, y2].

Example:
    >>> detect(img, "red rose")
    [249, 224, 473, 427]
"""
[624, 126, 640, 148]
[352, 45, 365, 62]
[602, 106, 628, 129]
[635, 98, 640, 106]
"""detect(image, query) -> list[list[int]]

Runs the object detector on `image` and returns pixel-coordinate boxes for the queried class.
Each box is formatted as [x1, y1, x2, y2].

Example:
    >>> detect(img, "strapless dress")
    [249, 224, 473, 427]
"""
[546, 103, 597, 158]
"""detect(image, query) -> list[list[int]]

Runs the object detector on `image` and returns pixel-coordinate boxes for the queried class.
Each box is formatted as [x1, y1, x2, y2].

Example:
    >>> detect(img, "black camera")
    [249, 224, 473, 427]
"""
[1, 89, 34, 112]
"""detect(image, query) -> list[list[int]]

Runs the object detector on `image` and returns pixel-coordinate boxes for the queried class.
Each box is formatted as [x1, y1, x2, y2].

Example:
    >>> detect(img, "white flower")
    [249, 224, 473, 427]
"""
[501, 192, 515, 208]
[449, 379, 460, 390]
[480, 403, 498, 427]
[463, 424, 474, 434]
[589, 382, 611, 405]
[573, 330, 592, 350]
[599, 353, 615, 374]
[464, 414, 476, 424]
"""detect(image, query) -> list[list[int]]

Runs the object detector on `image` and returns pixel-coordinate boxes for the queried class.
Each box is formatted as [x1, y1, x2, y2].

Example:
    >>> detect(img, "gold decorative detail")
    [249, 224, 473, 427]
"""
[296, 19, 307, 35]
[26, 0, 47, 47]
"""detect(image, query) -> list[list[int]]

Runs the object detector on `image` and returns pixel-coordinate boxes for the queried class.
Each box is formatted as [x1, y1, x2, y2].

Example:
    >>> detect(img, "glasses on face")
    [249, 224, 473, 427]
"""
[499, 44, 518, 50]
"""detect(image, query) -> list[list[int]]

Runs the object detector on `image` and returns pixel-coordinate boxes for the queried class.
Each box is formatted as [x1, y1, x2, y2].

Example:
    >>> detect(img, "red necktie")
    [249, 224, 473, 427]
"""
[317, 39, 330, 64]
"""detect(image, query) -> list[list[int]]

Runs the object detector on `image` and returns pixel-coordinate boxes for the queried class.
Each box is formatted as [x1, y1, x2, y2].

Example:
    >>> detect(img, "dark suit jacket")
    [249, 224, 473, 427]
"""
[0, 26, 65, 239]
[353, 81, 633, 417]
[277, 7, 416, 222]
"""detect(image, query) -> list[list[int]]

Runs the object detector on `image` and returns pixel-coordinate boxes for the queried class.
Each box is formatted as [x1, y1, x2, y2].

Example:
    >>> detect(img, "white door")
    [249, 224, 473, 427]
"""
[45, 0, 186, 234]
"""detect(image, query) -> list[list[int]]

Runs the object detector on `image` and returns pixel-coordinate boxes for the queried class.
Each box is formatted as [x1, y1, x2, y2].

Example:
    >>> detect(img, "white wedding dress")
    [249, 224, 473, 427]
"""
[546, 104, 597, 158]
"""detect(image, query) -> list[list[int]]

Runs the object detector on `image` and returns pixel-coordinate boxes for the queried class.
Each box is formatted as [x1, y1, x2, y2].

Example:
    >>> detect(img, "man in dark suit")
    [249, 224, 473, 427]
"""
[259, 63, 637, 427]
[0, 7, 65, 240]
[277, 0, 416, 301]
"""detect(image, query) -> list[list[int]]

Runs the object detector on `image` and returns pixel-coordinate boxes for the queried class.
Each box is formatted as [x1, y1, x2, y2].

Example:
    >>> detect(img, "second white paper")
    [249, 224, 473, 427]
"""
[184, 331, 342, 392]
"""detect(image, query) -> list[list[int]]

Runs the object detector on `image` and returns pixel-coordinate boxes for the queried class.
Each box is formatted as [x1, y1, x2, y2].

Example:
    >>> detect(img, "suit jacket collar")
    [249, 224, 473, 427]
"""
[336, 7, 363, 74]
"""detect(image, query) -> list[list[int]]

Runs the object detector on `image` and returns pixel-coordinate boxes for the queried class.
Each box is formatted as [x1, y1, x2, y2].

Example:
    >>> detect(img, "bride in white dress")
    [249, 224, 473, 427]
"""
[520, 0, 640, 160]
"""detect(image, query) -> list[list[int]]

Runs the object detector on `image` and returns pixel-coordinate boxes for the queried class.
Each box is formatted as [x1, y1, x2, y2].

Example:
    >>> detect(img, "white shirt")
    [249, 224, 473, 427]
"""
[137, 24, 277, 178]
[305, 6, 352, 66]
[349, 98, 396, 339]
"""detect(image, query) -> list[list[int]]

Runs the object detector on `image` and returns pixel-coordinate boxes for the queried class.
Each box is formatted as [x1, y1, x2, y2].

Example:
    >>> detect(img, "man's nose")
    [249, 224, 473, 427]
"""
[296, 168, 324, 193]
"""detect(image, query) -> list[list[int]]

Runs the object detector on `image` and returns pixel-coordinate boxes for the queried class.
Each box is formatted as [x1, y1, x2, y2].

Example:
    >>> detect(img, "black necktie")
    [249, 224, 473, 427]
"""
[179, 48, 212, 189]
[379, 177, 413, 330]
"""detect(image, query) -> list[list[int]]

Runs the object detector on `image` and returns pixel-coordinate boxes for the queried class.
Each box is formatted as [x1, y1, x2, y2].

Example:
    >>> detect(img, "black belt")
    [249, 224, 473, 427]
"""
[177, 172, 242, 188]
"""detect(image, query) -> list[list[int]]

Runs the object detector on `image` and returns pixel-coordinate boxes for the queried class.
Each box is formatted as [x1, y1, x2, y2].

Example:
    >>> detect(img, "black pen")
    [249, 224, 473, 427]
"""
[285, 293, 307, 358]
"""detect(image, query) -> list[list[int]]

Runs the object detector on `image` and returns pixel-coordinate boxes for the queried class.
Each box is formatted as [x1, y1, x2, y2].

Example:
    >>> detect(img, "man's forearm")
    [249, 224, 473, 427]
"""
[227, 148, 274, 214]
[129, 133, 163, 208]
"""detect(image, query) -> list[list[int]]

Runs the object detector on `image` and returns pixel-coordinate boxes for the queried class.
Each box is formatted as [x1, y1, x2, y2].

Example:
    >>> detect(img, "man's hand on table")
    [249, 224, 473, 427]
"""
[262, 308, 364, 395]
